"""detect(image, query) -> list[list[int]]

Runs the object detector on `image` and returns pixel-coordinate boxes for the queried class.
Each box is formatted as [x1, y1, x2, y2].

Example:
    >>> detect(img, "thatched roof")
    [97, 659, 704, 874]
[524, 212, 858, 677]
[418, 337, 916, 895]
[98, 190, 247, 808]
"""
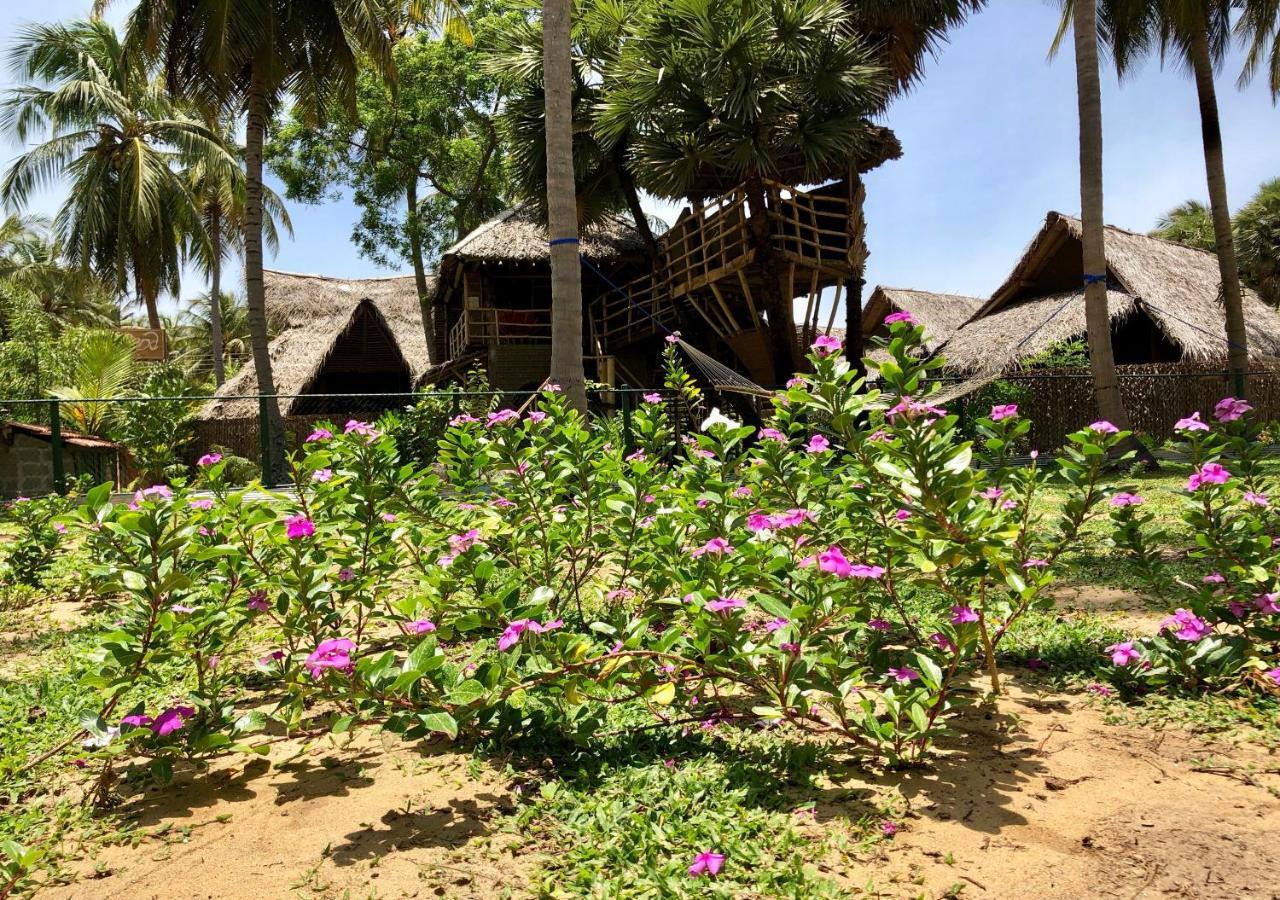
[863, 287, 983, 352]
[941, 212, 1280, 374]
[199, 270, 432, 420]
[441, 202, 646, 265]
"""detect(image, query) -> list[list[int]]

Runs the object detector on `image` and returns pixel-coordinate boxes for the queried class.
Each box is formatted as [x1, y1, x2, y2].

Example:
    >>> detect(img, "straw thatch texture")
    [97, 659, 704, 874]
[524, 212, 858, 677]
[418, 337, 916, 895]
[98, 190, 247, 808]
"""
[441, 202, 646, 265]
[940, 289, 1136, 375]
[199, 270, 433, 421]
[945, 211, 1280, 374]
[863, 287, 983, 352]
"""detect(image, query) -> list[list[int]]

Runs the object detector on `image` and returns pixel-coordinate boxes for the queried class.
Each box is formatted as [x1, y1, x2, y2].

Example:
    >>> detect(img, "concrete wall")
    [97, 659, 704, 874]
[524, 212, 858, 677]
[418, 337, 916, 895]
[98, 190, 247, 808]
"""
[0, 432, 114, 499]
[487, 345, 552, 392]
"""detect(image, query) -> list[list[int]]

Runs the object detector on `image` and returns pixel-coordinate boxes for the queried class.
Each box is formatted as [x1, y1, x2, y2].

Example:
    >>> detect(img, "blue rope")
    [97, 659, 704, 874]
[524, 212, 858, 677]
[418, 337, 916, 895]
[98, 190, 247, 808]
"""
[549, 237, 580, 247]
[578, 255, 677, 338]
[1083, 273, 1107, 285]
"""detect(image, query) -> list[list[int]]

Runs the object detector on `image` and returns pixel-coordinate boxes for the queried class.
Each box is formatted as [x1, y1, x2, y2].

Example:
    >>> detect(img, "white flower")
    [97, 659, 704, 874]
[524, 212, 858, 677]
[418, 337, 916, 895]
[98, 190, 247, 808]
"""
[83, 726, 120, 749]
[700, 407, 740, 432]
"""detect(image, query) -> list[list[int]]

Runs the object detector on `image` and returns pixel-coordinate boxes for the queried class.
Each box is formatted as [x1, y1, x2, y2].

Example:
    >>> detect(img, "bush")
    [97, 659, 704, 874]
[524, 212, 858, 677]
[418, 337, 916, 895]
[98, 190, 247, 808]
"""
[0, 488, 79, 586]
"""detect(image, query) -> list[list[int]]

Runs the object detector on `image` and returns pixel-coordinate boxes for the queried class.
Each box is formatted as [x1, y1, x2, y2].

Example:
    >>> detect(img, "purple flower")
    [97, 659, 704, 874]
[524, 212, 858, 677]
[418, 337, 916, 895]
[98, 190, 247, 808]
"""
[306, 427, 332, 442]
[950, 606, 979, 625]
[868, 618, 892, 632]
[409, 619, 437, 634]
[1187, 462, 1230, 492]
[344, 419, 378, 438]
[780, 642, 800, 653]
[1110, 492, 1144, 507]
[806, 434, 830, 454]
[887, 666, 919, 684]
[687, 851, 725, 877]
[894, 508, 911, 522]
[1106, 641, 1141, 666]
[881, 820, 899, 836]
[763, 617, 789, 633]
[197, 453, 222, 467]
[1256, 593, 1280, 614]
[980, 486, 1003, 502]
[449, 413, 479, 426]
[811, 334, 843, 357]
[151, 706, 195, 737]
[485, 409, 520, 428]
[247, 590, 270, 612]
[884, 311, 917, 326]
[312, 468, 332, 483]
[705, 596, 746, 614]
[305, 638, 355, 677]
[691, 537, 733, 558]
[1244, 491, 1269, 507]
[990, 404, 1018, 422]
[643, 392, 663, 404]
[1160, 608, 1212, 642]
[929, 632, 956, 652]
[1214, 397, 1252, 423]
[285, 515, 315, 539]
[1175, 412, 1210, 433]
[758, 427, 787, 442]
[189, 498, 214, 510]
[337, 567, 355, 582]
[121, 713, 153, 728]
[1088, 420, 1119, 435]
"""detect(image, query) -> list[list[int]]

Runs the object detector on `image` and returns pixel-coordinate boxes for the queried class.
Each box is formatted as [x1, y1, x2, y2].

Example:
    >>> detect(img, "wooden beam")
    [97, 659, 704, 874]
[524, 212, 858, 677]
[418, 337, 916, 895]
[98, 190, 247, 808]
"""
[709, 281, 741, 334]
[825, 277, 844, 335]
[735, 269, 764, 331]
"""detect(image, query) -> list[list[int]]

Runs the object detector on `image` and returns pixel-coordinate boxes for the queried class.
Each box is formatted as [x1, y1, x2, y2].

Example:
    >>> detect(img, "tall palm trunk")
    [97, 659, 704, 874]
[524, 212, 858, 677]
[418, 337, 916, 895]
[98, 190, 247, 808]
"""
[244, 70, 284, 477]
[134, 258, 161, 328]
[1189, 19, 1249, 397]
[407, 177, 442, 360]
[744, 173, 798, 384]
[208, 205, 226, 387]
[543, 0, 587, 412]
[844, 171, 868, 378]
[1073, 0, 1132, 435]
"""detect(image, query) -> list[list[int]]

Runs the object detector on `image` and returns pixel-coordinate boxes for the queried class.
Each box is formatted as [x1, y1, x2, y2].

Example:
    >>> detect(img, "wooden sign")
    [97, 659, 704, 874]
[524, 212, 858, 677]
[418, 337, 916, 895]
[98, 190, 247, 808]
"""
[122, 328, 168, 361]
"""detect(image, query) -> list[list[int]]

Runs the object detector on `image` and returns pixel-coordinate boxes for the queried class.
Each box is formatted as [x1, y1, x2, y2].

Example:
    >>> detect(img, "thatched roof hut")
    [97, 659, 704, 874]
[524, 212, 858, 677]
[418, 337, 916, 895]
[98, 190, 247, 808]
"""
[863, 287, 983, 352]
[940, 212, 1280, 375]
[200, 270, 433, 420]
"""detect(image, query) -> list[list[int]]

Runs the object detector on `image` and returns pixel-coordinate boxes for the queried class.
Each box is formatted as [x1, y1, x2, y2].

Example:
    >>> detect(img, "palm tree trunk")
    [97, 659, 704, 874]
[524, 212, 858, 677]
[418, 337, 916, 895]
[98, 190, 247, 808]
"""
[135, 258, 161, 329]
[543, 0, 588, 412]
[844, 172, 868, 378]
[244, 69, 284, 478]
[407, 177, 442, 361]
[744, 174, 798, 384]
[1073, 0, 1132, 435]
[1189, 21, 1250, 397]
[208, 207, 226, 387]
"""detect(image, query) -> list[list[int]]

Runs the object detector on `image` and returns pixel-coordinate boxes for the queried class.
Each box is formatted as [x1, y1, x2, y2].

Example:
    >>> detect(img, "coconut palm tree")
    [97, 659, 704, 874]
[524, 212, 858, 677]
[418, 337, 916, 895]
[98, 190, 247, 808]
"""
[596, 0, 892, 382]
[1152, 199, 1216, 250]
[1234, 176, 1280, 306]
[1087, 0, 1249, 395]
[0, 20, 232, 328]
[1067, 0, 1137, 441]
[0, 214, 116, 328]
[1235, 0, 1280, 98]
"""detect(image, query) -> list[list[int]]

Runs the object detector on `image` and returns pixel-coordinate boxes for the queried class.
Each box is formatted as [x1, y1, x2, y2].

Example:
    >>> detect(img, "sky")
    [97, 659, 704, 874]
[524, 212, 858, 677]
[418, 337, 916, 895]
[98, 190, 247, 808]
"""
[2, 1, 1279, 320]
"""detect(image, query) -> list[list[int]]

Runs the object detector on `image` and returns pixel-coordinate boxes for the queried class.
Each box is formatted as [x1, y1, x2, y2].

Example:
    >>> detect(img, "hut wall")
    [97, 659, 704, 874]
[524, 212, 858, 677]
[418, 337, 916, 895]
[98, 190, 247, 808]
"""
[0, 432, 118, 498]
[487, 345, 552, 392]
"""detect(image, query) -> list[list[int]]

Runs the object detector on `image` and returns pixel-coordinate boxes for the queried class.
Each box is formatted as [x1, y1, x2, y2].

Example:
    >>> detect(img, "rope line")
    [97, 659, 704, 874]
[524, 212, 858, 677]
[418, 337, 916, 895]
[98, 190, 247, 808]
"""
[1139, 298, 1251, 355]
[549, 237, 579, 247]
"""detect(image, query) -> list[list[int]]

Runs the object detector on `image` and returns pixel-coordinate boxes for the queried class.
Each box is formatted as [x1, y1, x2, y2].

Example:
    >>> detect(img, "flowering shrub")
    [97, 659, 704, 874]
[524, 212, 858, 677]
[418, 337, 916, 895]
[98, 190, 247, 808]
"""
[63, 319, 1137, 796]
[0, 487, 79, 586]
[1105, 400, 1280, 693]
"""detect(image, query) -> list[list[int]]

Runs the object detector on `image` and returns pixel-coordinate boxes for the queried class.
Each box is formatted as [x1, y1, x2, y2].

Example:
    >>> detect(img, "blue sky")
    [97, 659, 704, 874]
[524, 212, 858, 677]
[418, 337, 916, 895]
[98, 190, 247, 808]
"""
[3, 1, 1279, 318]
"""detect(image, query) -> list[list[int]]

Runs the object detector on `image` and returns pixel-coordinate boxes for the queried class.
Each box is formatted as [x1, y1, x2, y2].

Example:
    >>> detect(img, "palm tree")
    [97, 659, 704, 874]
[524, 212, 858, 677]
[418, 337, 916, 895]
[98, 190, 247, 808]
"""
[183, 121, 291, 386]
[542, 0, 588, 411]
[111, 0, 402, 471]
[48, 329, 137, 435]
[0, 214, 116, 328]
[1068, 0, 1137, 440]
[596, 0, 891, 382]
[1152, 199, 1216, 250]
[1235, 0, 1280, 98]
[1092, 0, 1249, 395]
[173, 290, 253, 382]
[0, 20, 231, 328]
[1234, 176, 1280, 305]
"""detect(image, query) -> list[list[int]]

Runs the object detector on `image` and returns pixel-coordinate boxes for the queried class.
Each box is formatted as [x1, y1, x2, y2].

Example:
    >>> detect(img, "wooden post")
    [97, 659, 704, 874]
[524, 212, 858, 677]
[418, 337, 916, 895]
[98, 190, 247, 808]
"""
[49, 399, 65, 495]
[844, 173, 868, 376]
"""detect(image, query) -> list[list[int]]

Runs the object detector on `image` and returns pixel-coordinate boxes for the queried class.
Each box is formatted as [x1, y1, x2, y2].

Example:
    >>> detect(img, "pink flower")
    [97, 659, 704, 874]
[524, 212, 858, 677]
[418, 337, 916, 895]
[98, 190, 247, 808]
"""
[687, 851, 725, 877]
[1203, 572, 1225, 584]
[197, 453, 222, 467]
[763, 617, 789, 633]
[626, 449, 646, 462]
[990, 404, 1018, 422]
[344, 419, 379, 439]
[806, 434, 830, 454]
[1175, 412, 1210, 433]
[785, 376, 808, 388]
[170, 604, 196, 614]
[381, 513, 397, 523]
[665, 334, 680, 344]
[121, 713, 153, 728]
[758, 427, 787, 442]
[305, 638, 355, 677]
[696, 498, 710, 508]
[1160, 608, 1212, 642]
[449, 529, 482, 552]
[929, 632, 956, 652]
[1001, 498, 1017, 510]
[884, 311, 917, 326]
[189, 498, 214, 510]
[498, 618, 561, 651]
[780, 642, 800, 653]
[868, 428, 891, 442]
[894, 508, 911, 522]
[643, 392, 663, 404]
[151, 706, 195, 737]
[868, 618, 892, 631]
[1106, 641, 1141, 666]
[1265, 668, 1280, 685]
[1244, 491, 1269, 507]
[527, 410, 547, 423]
[1228, 600, 1248, 617]
[691, 537, 733, 558]
[1255, 593, 1280, 614]
[811, 334, 843, 357]
[705, 596, 746, 614]
[605, 588, 635, 602]
[133, 485, 172, 505]
[247, 590, 270, 612]
[1214, 397, 1252, 423]
[485, 409, 520, 428]
[409, 619, 437, 634]
[1022, 558, 1049, 569]
[1187, 463, 1230, 492]
[1110, 492, 1144, 507]
[1089, 420, 1119, 435]
[285, 515, 315, 539]
[886, 395, 947, 424]
[772, 508, 812, 529]
[816, 546, 884, 579]
[732, 486, 753, 498]
[881, 820, 899, 836]
[950, 606, 979, 625]
[980, 486, 1003, 502]
[312, 468, 332, 483]
[887, 666, 919, 684]
[449, 413, 479, 426]
[306, 427, 332, 442]
[747, 511, 773, 532]
[337, 567, 355, 582]
[1086, 683, 1115, 698]
[53, 522, 68, 534]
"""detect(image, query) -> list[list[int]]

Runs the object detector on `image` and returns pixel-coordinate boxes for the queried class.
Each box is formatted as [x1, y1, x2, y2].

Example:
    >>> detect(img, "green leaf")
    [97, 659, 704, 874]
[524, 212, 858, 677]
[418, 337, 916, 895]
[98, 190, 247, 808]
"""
[418, 711, 458, 739]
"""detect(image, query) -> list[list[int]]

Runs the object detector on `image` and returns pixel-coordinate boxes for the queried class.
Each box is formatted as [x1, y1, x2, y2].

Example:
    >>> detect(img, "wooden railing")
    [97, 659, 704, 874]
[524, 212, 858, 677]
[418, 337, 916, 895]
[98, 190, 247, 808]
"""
[594, 272, 680, 347]
[663, 190, 754, 299]
[765, 181, 851, 268]
[448, 307, 553, 358]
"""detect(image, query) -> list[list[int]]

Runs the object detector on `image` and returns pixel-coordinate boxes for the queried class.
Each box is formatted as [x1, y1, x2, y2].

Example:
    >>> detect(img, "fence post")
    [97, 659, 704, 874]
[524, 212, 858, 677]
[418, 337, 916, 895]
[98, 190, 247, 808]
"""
[258, 395, 273, 487]
[620, 383, 634, 454]
[49, 399, 66, 494]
